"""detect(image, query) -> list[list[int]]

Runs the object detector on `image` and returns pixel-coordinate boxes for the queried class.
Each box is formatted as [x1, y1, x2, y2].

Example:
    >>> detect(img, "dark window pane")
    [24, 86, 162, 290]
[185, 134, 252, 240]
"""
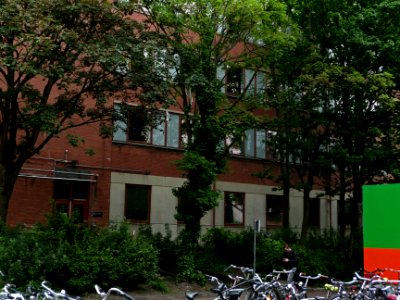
[226, 68, 242, 96]
[54, 180, 89, 200]
[54, 180, 72, 199]
[267, 195, 283, 227]
[128, 106, 149, 142]
[125, 185, 150, 222]
[72, 181, 90, 199]
[310, 198, 320, 228]
[224, 192, 244, 225]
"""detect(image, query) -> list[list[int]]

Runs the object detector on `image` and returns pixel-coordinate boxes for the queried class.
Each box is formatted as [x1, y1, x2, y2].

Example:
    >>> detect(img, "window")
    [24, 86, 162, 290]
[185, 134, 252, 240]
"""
[244, 69, 266, 95]
[226, 134, 243, 156]
[125, 185, 151, 223]
[225, 67, 243, 96]
[224, 192, 245, 226]
[310, 198, 320, 228]
[127, 106, 151, 142]
[145, 47, 180, 81]
[265, 130, 280, 160]
[244, 129, 266, 159]
[338, 200, 352, 226]
[225, 129, 266, 159]
[54, 180, 90, 200]
[113, 103, 182, 149]
[152, 112, 181, 147]
[218, 66, 266, 97]
[53, 179, 89, 223]
[266, 195, 283, 228]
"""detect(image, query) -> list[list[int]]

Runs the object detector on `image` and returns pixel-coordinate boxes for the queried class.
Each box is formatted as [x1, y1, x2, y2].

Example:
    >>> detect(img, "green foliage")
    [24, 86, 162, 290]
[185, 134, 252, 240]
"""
[196, 227, 361, 280]
[0, 0, 170, 222]
[176, 253, 206, 284]
[136, 225, 178, 273]
[0, 215, 161, 294]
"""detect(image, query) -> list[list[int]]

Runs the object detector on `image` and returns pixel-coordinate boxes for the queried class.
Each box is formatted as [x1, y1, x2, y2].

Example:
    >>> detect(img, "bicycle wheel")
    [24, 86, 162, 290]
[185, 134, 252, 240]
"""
[246, 287, 282, 300]
[329, 295, 352, 300]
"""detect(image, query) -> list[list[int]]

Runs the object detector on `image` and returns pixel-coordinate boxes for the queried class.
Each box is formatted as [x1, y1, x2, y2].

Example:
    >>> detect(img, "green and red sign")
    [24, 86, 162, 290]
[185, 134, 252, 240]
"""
[363, 184, 400, 278]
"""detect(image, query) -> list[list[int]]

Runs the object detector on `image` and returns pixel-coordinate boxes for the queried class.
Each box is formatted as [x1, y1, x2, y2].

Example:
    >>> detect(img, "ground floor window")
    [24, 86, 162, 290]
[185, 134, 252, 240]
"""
[53, 179, 90, 222]
[55, 199, 88, 223]
[310, 197, 320, 228]
[266, 194, 283, 228]
[224, 192, 245, 226]
[125, 184, 151, 223]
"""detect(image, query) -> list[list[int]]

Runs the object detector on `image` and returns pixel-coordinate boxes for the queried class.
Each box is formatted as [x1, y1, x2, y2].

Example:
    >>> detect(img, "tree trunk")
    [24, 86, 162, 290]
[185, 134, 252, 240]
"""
[0, 164, 18, 223]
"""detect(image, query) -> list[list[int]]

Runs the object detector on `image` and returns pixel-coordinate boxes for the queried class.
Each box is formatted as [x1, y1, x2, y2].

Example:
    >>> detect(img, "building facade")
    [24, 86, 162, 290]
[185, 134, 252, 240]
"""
[5, 6, 338, 235]
[8, 102, 338, 237]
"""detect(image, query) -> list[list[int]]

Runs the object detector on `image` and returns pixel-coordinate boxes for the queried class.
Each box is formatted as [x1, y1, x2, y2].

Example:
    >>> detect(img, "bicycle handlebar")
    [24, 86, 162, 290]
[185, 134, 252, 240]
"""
[355, 272, 381, 282]
[331, 277, 359, 286]
[299, 273, 329, 280]
[94, 285, 135, 300]
[41, 281, 81, 300]
[224, 265, 254, 275]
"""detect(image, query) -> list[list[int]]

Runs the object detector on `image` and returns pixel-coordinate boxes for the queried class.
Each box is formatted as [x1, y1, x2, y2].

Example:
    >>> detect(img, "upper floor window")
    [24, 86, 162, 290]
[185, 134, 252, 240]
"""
[127, 105, 151, 142]
[224, 191, 245, 226]
[226, 129, 266, 159]
[218, 66, 266, 97]
[226, 67, 243, 96]
[244, 129, 266, 159]
[113, 104, 182, 149]
[145, 47, 180, 81]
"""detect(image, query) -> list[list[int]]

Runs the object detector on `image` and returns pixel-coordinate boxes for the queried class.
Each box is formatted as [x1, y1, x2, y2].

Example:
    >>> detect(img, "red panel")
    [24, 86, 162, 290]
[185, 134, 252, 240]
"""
[364, 248, 400, 279]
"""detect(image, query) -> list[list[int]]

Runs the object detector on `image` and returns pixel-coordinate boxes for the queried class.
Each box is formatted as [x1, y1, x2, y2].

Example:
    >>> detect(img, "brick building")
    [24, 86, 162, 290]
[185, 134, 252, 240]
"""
[5, 4, 338, 237]
[8, 90, 338, 238]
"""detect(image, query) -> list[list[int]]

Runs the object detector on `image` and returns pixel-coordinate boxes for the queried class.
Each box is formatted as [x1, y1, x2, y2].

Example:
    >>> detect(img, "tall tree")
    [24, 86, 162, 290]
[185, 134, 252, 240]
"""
[0, 0, 167, 222]
[139, 0, 295, 273]
[262, 0, 400, 245]
[270, 0, 400, 245]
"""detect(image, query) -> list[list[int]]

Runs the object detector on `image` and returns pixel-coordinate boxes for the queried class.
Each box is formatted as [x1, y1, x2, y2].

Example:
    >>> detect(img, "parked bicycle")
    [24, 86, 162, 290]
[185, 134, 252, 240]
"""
[95, 284, 200, 300]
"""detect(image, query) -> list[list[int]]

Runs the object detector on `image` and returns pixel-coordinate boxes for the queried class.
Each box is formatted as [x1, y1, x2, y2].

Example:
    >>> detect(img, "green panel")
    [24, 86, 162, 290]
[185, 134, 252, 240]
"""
[363, 184, 400, 248]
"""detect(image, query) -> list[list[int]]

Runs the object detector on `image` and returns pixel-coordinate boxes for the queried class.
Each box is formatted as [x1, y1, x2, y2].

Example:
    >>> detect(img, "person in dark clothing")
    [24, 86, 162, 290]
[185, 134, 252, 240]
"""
[282, 243, 297, 282]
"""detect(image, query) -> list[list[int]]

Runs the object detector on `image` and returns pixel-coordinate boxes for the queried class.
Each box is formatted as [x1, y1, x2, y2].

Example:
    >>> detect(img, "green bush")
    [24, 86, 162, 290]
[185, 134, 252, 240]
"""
[0, 215, 361, 293]
[136, 225, 178, 273]
[195, 227, 362, 281]
[0, 215, 161, 294]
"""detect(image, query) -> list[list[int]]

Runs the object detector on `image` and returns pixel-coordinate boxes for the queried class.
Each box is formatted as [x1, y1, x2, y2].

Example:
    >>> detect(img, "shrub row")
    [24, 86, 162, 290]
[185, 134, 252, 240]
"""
[137, 225, 363, 282]
[0, 214, 161, 294]
[0, 216, 363, 293]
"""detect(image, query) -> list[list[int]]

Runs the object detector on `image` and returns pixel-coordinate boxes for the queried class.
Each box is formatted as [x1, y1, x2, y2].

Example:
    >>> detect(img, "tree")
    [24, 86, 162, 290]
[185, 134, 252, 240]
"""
[268, 0, 400, 246]
[139, 0, 295, 275]
[0, 0, 167, 222]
